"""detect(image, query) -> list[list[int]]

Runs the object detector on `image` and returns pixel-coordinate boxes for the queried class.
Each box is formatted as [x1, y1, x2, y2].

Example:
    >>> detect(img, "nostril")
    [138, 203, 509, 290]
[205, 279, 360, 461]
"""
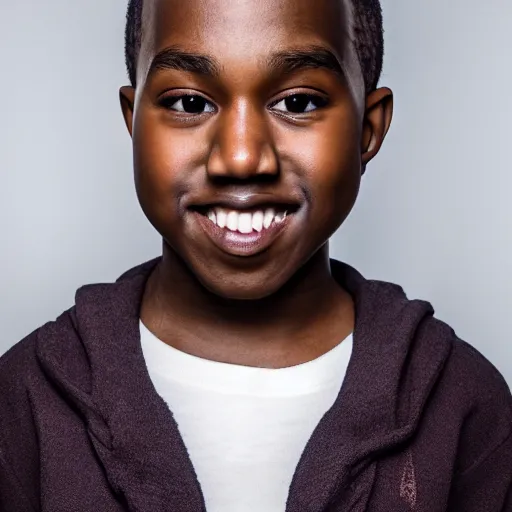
[206, 140, 279, 179]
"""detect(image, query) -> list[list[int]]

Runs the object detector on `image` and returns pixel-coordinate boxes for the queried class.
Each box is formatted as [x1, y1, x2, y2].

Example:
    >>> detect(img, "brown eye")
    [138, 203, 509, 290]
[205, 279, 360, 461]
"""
[271, 94, 329, 114]
[160, 95, 215, 114]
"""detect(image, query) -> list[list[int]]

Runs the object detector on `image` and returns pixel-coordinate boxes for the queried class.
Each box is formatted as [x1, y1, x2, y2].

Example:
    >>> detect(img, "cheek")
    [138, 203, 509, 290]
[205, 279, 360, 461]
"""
[288, 119, 362, 227]
[132, 112, 200, 221]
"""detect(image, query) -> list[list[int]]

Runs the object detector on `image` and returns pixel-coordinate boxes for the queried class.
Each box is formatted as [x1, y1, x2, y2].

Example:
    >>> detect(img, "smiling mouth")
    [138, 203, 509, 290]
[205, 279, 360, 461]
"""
[202, 206, 290, 234]
[191, 204, 299, 257]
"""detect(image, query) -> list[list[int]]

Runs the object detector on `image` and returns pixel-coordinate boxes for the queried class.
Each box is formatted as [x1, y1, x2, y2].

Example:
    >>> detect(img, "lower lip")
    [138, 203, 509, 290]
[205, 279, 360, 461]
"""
[193, 212, 292, 257]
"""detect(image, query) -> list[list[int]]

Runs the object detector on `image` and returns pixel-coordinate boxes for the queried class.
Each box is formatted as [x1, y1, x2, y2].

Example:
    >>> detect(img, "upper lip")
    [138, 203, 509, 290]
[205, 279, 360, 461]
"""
[187, 192, 303, 212]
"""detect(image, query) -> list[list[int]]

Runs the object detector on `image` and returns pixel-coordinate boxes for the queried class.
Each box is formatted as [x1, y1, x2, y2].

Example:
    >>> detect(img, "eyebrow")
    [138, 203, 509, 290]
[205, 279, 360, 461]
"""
[148, 45, 346, 81]
[149, 46, 221, 77]
[267, 46, 346, 80]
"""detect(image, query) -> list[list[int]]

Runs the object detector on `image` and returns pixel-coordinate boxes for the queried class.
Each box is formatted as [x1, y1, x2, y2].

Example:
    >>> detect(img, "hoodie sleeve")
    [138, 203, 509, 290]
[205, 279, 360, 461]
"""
[447, 429, 512, 511]
[445, 340, 512, 511]
[0, 334, 42, 512]
[0, 446, 37, 512]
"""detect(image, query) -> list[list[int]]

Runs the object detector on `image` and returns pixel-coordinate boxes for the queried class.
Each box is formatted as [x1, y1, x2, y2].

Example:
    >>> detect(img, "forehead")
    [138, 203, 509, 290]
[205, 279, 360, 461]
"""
[141, 0, 350, 65]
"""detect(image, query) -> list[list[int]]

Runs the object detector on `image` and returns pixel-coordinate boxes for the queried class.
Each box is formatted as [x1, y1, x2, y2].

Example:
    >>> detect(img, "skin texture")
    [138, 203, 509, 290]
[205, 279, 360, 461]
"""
[120, 0, 393, 368]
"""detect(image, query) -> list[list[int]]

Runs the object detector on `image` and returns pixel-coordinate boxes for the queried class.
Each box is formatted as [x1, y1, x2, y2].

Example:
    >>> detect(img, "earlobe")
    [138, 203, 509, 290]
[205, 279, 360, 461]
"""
[361, 87, 394, 168]
[119, 86, 136, 137]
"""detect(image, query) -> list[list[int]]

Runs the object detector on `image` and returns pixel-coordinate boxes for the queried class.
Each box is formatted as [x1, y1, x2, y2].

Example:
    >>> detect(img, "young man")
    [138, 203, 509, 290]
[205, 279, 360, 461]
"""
[1, 0, 511, 510]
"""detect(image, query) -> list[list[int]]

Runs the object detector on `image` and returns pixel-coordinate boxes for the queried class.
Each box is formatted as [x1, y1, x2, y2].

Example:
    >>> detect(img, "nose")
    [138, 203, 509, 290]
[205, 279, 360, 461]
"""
[206, 100, 279, 180]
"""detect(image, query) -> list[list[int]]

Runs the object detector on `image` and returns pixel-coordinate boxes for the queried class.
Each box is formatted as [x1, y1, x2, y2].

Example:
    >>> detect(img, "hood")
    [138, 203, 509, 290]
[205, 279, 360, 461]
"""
[35, 257, 453, 512]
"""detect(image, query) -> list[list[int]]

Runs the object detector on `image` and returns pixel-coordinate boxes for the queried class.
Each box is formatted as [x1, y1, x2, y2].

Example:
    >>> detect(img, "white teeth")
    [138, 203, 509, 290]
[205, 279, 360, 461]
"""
[275, 211, 287, 224]
[238, 212, 253, 234]
[226, 211, 239, 231]
[206, 207, 288, 232]
[263, 209, 275, 229]
[216, 209, 227, 228]
[252, 211, 264, 232]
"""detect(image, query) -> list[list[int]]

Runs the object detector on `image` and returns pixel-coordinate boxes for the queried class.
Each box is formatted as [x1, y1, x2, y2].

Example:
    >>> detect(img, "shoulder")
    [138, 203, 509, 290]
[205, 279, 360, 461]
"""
[0, 309, 82, 446]
[0, 328, 43, 510]
[0, 328, 41, 395]
[449, 338, 511, 403]
[0, 317, 64, 430]
[0, 308, 89, 504]
[438, 329, 512, 472]
[446, 334, 511, 413]
[0, 306, 91, 397]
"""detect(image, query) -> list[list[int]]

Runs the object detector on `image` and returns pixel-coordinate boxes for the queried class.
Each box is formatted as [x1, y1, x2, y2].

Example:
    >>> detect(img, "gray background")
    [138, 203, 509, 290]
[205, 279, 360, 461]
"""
[1, 1, 511, 383]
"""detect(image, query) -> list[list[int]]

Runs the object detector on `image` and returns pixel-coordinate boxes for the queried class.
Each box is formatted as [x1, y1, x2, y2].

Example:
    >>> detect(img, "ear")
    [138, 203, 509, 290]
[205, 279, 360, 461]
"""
[361, 87, 393, 173]
[119, 86, 136, 137]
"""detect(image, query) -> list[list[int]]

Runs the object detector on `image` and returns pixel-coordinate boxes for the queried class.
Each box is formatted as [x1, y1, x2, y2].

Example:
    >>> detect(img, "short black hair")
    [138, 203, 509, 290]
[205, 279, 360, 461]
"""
[124, 0, 384, 93]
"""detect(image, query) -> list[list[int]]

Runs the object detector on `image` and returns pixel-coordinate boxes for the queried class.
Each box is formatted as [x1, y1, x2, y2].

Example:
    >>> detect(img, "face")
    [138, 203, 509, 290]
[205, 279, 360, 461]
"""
[120, 0, 393, 300]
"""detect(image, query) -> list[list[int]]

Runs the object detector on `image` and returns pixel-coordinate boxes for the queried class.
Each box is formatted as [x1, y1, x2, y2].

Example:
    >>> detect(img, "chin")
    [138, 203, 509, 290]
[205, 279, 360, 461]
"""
[200, 274, 285, 301]
[192, 262, 292, 301]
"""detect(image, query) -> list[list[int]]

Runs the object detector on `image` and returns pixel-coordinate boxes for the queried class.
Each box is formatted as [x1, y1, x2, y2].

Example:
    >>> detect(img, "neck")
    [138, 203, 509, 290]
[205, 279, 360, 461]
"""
[140, 242, 354, 367]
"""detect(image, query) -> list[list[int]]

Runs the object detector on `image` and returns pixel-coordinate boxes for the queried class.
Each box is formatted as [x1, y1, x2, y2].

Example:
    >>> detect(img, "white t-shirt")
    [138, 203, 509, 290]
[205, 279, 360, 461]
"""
[140, 320, 353, 512]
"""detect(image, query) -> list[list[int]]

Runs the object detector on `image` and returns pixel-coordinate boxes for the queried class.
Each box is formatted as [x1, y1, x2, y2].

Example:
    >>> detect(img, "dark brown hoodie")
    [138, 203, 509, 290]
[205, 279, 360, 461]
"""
[1, 257, 511, 512]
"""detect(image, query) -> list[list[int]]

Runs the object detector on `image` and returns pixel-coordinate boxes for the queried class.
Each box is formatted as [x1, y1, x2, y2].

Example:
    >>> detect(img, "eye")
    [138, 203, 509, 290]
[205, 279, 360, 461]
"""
[271, 93, 329, 114]
[160, 94, 215, 114]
